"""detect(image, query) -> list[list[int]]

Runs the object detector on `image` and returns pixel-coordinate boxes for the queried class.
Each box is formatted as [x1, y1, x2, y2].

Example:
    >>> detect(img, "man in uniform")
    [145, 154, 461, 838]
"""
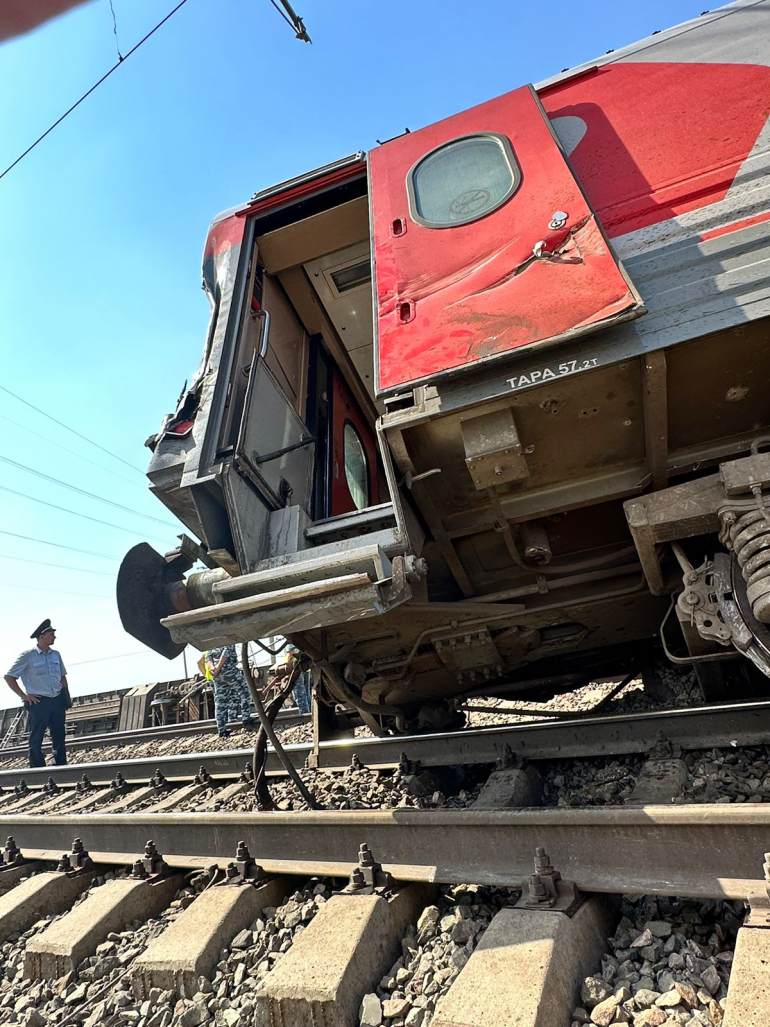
[3, 619, 71, 767]
[205, 644, 255, 738]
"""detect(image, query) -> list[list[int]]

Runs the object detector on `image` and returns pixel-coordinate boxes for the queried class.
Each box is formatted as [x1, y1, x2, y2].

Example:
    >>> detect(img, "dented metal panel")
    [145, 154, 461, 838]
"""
[370, 84, 643, 394]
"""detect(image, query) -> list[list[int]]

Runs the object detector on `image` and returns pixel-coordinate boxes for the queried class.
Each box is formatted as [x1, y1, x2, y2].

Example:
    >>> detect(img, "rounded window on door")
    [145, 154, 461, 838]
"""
[407, 133, 520, 229]
[343, 422, 369, 510]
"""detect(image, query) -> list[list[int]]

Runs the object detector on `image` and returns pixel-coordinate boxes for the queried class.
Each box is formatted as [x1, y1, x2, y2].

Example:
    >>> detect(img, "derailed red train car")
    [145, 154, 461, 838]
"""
[119, 1, 770, 734]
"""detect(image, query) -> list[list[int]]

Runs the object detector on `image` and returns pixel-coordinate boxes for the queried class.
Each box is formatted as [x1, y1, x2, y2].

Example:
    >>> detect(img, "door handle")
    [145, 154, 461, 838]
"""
[398, 300, 415, 324]
[258, 308, 272, 358]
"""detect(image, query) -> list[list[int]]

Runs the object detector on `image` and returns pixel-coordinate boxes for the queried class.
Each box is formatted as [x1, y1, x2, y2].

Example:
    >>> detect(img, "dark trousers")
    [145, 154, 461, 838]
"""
[292, 671, 312, 715]
[27, 694, 67, 768]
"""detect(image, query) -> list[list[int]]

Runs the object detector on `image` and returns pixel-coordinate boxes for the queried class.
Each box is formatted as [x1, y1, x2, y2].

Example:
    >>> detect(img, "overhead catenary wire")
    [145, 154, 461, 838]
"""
[68, 651, 151, 667]
[0, 453, 178, 529]
[0, 412, 144, 489]
[0, 553, 113, 576]
[268, 0, 311, 40]
[0, 0, 310, 184]
[0, 0, 192, 185]
[0, 384, 146, 474]
[0, 530, 118, 560]
[0, 483, 171, 544]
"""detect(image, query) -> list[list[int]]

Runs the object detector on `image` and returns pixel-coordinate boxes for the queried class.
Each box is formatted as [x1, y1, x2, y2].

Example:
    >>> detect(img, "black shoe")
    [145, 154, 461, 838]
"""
[242, 718, 258, 730]
[217, 728, 231, 739]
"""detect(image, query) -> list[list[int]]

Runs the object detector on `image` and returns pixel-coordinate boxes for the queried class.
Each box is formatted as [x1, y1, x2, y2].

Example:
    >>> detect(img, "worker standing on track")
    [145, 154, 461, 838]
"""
[3, 619, 71, 767]
[205, 643, 256, 738]
[273, 645, 312, 714]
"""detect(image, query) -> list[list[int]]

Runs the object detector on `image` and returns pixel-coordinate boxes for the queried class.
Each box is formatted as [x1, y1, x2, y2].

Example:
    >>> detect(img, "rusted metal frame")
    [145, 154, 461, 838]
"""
[385, 426, 476, 597]
[444, 466, 651, 538]
[486, 487, 529, 572]
[641, 350, 669, 491]
[462, 562, 643, 605]
[375, 420, 411, 549]
[671, 434, 770, 482]
[624, 474, 724, 596]
[625, 520, 667, 595]
[3, 806, 770, 899]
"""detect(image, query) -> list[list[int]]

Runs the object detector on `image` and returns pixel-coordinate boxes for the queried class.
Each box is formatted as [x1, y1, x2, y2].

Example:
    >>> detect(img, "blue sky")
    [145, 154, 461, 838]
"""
[0, 0, 708, 705]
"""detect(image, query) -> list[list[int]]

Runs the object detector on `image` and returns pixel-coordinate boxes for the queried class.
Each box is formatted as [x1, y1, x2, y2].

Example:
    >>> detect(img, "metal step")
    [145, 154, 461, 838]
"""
[214, 541, 393, 599]
[163, 571, 383, 647]
[305, 503, 396, 545]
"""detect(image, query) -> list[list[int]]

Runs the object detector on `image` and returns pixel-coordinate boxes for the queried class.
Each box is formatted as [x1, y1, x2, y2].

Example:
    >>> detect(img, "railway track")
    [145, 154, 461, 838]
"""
[0, 805, 761, 1026]
[0, 707, 309, 760]
[0, 698, 766, 790]
[0, 700, 766, 1025]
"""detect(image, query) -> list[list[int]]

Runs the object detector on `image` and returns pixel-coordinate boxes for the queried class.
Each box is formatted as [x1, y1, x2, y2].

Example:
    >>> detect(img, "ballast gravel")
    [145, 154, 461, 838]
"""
[212, 761, 484, 813]
[466, 667, 699, 729]
[21, 741, 770, 817]
[678, 746, 770, 804]
[359, 884, 521, 1027]
[0, 719, 319, 773]
[571, 894, 741, 1026]
[0, 869, 332, 1027]
[542, 756, 645, 806]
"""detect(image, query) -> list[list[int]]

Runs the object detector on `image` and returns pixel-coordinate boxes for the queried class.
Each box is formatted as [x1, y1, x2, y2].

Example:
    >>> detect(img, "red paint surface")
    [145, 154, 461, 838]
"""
[203, 213, 245, 259]
[700, 210, 770, 242]
[330, 370, 378, 516]
[370, 85, 639, 393]
[541, 62, 770, 237]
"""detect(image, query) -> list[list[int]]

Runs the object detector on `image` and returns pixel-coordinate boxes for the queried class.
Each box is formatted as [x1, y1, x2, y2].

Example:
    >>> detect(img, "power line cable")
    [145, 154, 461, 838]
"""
[0, 0, 193, 183]
[0, 0, 310, 184]
[268, 0, 311, 41]
[0, 553, 113, 576]
[0, 411, 144, 488]
[0, 581, 111, 599]
[0, 384, 145, 474]
[69, 651, 148, 667]
[268, 0, 297, 32]
[0, 453, 178, 528]
[0, 483, 171, 543]
[0, 529, 118, 560]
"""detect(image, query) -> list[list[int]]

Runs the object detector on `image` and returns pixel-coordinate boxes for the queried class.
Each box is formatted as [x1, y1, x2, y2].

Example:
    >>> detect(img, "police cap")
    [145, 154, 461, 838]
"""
[30, 619, 55, 639]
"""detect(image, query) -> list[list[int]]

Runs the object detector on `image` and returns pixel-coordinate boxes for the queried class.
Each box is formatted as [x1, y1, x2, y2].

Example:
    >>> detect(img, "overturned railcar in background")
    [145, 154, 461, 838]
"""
[119, 1, 770, 735]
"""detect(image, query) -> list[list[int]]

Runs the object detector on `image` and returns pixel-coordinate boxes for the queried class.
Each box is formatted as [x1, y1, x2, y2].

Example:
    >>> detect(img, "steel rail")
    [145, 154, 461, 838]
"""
[1, 806, 767, 900]
[0, 699, 768, 790]
[0, 708, 309, 758]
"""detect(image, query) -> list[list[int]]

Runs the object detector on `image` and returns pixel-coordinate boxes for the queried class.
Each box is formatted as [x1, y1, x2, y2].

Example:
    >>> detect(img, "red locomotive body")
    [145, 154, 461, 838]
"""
[120, 2, 770, 732]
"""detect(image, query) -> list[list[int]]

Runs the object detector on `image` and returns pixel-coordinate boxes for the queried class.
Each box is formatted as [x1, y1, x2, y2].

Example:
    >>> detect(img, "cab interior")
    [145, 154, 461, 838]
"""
[219, 178, 384, 524]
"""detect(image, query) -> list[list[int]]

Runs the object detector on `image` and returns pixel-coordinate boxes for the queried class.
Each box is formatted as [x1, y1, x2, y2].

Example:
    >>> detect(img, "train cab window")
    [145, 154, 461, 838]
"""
[343, 421, 369, 509]
[407, 133, 520, 228]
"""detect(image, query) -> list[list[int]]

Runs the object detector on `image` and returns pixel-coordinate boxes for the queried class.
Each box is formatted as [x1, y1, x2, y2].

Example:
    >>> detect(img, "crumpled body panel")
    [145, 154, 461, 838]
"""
[370, 85, 642, 393]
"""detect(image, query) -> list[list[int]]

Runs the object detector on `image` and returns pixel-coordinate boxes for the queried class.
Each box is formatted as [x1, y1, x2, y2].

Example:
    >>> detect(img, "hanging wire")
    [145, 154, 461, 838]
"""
[1, 0, 311, 182]
[0, 0, 192, 183]
[108, 0, 123, 61]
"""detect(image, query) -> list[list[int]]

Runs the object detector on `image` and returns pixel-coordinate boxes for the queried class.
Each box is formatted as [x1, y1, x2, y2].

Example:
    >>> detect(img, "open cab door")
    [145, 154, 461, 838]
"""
[144, 197, 424, 653]
[369, 84, 644, 393]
